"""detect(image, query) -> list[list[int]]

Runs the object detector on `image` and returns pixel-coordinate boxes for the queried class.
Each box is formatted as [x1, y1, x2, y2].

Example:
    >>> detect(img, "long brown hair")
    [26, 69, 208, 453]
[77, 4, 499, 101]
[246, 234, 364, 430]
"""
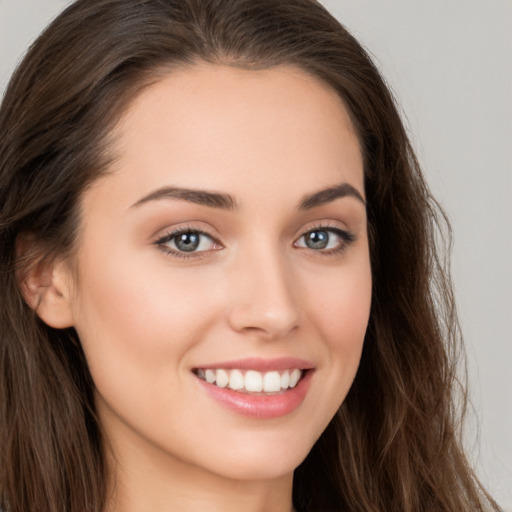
[0, 1, 501, 511]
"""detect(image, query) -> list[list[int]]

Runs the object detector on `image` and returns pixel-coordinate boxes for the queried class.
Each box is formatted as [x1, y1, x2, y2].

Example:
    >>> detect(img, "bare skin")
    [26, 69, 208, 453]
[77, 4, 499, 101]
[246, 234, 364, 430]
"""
[36, 63, 371, 512]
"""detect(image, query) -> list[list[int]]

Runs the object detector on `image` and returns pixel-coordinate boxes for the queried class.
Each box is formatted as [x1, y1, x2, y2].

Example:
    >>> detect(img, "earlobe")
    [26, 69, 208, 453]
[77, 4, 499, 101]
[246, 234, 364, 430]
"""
[18, 253, 75, 329]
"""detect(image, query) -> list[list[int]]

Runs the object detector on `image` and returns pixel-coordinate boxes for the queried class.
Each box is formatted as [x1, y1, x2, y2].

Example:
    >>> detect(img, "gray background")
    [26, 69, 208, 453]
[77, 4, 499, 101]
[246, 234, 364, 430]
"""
[1, 0, 511, 508]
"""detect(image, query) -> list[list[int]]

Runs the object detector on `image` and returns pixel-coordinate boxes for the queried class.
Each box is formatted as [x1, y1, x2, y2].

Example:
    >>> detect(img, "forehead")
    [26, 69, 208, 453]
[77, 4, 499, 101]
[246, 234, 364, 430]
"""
[92, 62, 364, 210]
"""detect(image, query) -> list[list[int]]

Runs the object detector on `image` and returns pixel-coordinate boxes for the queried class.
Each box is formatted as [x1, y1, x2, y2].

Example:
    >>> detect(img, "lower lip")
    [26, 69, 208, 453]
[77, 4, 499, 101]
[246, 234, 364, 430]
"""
[195, 370, 313, 419]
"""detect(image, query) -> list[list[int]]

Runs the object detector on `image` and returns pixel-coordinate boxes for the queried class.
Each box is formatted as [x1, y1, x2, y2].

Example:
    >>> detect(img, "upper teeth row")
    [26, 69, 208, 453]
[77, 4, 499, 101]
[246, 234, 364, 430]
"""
[197, 368, 303, 393]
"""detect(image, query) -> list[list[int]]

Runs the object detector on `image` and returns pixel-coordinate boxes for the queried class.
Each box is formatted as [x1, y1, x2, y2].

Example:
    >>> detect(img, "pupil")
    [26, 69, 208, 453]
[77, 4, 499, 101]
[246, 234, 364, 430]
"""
[306, 230, 328, 249]
[176, 232, 200, 252]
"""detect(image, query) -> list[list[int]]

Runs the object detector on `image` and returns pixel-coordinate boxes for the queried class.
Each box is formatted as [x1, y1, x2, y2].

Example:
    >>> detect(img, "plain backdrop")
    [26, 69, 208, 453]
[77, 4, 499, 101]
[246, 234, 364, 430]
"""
[1, 0, 511, 509]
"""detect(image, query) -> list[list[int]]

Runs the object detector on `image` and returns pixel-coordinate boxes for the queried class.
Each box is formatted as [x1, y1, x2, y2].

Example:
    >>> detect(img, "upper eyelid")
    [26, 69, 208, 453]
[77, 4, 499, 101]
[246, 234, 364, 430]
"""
[296, 226, 355, 244]
[295, 220, 350, 237]
[154, 224, 219, 243]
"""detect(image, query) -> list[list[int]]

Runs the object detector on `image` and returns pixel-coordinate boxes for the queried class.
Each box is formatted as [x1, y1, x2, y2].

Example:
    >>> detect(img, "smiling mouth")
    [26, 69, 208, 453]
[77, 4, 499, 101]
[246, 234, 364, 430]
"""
[193, 368, 306, 395]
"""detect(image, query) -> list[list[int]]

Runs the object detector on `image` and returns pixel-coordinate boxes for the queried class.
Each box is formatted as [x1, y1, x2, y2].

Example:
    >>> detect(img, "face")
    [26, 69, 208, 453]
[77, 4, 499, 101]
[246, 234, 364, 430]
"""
[66, 63, 371, 483]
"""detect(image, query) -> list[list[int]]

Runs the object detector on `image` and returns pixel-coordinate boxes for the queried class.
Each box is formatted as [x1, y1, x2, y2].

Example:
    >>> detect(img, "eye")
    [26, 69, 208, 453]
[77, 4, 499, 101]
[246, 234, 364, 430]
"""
[154, 229, 220, 257]
[294, 227, 355, 253]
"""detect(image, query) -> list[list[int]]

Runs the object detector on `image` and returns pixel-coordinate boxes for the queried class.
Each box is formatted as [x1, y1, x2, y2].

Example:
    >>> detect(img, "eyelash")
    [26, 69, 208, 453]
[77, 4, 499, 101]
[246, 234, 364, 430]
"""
[153, 224, 356, 260]
[295, 224, 356, 256]
[154, 226, 221, 261]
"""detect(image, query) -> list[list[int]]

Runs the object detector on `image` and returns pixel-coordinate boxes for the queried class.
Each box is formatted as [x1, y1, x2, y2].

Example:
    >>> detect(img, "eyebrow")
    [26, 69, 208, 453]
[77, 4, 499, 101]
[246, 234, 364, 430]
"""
[130, 182, 365, 211]
[298, 183, 366, 209]
[130, 187, 237, 210]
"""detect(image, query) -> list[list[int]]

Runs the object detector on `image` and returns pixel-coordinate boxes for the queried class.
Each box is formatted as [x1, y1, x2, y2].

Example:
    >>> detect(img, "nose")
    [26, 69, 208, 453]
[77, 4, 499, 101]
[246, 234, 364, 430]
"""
[226, 244, 300, 340]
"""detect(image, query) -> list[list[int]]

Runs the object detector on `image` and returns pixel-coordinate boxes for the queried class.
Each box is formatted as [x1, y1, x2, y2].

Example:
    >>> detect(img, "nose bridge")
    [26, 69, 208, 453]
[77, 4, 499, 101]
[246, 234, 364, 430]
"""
[226, 237, 299, 339]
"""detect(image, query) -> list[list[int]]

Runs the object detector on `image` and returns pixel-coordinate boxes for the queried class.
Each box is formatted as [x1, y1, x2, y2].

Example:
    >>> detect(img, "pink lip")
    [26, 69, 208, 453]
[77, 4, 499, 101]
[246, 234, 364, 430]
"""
[194, 368, 314, 419]
[193, 357, 314, 372]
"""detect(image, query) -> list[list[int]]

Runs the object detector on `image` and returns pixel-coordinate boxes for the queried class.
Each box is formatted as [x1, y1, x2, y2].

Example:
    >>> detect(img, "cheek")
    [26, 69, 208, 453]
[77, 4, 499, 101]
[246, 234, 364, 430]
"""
[302, 255, 372, 390]
[71, 247, 223, 389]
[307, 258, 371, 345]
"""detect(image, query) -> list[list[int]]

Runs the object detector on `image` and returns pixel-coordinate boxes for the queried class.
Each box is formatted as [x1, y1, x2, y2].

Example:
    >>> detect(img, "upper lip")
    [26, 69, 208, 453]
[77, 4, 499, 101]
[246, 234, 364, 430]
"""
[193, 357, 315, 372]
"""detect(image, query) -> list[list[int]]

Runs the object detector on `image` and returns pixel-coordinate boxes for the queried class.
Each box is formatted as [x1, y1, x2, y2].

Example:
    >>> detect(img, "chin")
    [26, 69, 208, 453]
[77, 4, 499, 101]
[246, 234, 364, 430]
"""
[199, 432, 314, 482]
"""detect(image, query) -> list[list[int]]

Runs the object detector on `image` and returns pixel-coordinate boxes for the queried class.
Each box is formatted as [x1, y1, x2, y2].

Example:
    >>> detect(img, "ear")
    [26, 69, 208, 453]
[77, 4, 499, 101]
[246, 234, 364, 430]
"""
[17, 245, 75, 329]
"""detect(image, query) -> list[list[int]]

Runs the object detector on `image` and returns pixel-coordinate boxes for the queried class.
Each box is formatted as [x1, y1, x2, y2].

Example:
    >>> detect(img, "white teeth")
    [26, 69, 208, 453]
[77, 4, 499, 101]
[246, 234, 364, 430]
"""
[263, 371, 281, 392]
[281, 370, 290, 389]
[215, 369, 229, 388]
[229, 369, 244, 390]
[289, 369, 301, 388]
[245, 370, 263, 392]
[197, 368, 305, 393]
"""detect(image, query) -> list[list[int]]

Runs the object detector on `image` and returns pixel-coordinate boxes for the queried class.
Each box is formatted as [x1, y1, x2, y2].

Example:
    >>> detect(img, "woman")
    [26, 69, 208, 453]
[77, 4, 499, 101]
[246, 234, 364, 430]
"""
[0, 0, 502, 511]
